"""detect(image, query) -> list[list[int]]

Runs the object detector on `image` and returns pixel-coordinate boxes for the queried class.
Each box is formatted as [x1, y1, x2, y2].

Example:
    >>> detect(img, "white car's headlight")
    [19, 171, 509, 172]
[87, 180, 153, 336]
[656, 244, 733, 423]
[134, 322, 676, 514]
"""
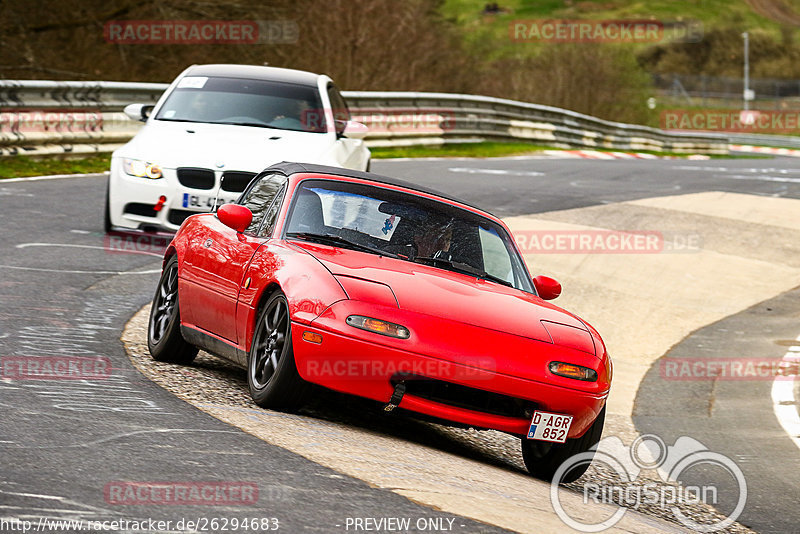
[122, 158, 163, 179]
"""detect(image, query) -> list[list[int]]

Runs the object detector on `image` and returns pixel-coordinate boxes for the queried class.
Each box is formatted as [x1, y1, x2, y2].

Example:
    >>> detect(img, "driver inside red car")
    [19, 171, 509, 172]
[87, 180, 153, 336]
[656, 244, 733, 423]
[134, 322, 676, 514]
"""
[413, 220, 453, 260]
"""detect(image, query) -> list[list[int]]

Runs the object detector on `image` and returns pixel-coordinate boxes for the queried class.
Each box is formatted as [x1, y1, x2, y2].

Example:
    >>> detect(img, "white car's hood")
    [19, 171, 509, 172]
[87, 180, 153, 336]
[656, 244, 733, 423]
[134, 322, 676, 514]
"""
[118, 120, 337, 171]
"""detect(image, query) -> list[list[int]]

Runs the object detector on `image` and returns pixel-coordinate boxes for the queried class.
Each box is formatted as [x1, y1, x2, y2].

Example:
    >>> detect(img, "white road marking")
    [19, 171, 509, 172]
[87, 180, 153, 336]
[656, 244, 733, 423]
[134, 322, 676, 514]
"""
[0, 187, 34, 197]
[771, 333, 800, 451]
[1, 492, 66, 501]
[69, 230, 91, 234]
[670, 165, 800, 183]
[15, 242, 161, 257]
[1, 172, 106, 183]
[671, 166, 730, 172]
[0, 265, 160, 275]
[724, 174, 800, 183]
[376, 155, 552, 162]
[672, 165, 800, 173]
[447, 167, 544, 176]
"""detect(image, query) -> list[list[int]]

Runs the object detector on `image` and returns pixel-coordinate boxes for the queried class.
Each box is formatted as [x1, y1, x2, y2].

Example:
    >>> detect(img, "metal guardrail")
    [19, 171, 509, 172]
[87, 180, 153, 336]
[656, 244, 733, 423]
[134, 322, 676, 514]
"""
[0, 81, 166, 157]
[725, 132, 800, 149]
[345, 91, 729, 153]
[0, 80, 734, 157]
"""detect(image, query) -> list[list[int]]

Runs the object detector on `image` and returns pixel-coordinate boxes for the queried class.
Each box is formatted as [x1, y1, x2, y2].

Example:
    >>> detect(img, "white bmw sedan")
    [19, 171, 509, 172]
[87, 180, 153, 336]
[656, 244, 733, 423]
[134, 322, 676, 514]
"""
[106, 64, 370, 232]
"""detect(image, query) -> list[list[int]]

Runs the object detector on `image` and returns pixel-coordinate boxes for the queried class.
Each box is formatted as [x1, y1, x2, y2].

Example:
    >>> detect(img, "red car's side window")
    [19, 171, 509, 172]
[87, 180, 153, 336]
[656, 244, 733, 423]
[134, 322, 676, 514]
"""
[239, 173, 288, 235]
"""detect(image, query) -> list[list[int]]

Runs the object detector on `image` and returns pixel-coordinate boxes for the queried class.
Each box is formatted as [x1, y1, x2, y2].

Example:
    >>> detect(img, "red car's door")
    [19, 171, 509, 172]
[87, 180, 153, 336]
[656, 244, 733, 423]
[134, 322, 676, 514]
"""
[180, 172, 289, 346]
[182, 219, 264, 343]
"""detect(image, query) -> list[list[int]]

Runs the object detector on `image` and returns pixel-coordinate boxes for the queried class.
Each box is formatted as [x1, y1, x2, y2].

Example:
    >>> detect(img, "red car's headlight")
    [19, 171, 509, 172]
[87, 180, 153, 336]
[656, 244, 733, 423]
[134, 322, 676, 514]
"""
[346, 315, 410, 339]
[549, 361, 598, 382]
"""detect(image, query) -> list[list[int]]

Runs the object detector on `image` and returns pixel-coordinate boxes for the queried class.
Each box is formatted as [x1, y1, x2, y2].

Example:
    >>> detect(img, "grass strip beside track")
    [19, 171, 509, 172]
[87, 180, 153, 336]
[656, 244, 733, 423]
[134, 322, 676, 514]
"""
[0, 154, 111, 178]
[368, 142, 553, 159]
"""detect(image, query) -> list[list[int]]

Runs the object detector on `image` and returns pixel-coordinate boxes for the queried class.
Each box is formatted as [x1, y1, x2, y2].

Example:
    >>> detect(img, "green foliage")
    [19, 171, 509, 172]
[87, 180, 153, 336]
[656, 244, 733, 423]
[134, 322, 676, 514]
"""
[482, 44, 657, 125]
[638, 26, 800, 78]
[7, 0, 795, 130]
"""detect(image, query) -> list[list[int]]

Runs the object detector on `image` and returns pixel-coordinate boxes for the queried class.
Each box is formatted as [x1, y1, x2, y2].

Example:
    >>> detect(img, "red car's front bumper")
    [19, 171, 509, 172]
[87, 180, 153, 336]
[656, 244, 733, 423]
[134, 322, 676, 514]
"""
[291, 309, 609, 438]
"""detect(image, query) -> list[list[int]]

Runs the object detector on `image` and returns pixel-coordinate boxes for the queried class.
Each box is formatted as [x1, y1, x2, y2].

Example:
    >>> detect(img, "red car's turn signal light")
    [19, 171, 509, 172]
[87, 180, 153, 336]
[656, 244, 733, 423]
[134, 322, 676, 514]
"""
[549, 361, 598, 382]
[346, 315, 410, 339]
[302, 331, 323, 344]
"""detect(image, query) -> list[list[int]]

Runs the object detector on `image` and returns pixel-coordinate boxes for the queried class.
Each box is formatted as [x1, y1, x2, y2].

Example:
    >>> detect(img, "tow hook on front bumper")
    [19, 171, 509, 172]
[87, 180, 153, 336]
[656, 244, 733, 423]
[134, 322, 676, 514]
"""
[384, 381, 406, 412]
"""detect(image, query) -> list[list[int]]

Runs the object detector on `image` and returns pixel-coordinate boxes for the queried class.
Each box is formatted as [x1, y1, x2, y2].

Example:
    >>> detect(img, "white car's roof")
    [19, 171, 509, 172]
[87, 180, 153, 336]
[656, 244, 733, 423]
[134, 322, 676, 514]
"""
[183, 64, 322, 87]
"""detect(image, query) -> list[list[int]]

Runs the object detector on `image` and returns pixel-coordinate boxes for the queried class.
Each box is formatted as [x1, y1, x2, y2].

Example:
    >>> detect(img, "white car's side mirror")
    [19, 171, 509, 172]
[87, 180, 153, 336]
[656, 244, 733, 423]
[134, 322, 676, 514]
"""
[342, 120, 368, 139]
[124, 103, 154, 122]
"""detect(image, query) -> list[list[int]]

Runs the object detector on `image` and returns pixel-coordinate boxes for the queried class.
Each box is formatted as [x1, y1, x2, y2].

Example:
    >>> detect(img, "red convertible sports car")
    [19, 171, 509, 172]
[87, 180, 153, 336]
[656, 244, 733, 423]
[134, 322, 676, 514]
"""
[147, 162, 611, 482]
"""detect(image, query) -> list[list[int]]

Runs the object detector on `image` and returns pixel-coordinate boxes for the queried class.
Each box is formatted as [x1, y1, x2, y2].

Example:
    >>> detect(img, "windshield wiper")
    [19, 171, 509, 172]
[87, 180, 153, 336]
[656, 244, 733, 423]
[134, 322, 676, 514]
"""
[477, 271, 515, 288]
[286, 232, 401, 259]
[215, 121, 274, 129]
[155, 118, 207, 123]
[413, 256, 515, 288]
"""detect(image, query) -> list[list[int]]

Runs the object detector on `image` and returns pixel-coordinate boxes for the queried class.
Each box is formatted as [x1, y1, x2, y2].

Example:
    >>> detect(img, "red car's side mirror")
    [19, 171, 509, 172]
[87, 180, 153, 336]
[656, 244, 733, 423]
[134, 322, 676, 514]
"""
[533, 275, 562, 300]
[217, 204, 253, 233]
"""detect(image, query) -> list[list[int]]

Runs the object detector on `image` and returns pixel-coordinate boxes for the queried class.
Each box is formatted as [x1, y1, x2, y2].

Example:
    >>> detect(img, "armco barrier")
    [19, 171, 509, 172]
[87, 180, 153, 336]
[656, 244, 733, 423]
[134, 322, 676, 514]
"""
[1, 80, 731, 157]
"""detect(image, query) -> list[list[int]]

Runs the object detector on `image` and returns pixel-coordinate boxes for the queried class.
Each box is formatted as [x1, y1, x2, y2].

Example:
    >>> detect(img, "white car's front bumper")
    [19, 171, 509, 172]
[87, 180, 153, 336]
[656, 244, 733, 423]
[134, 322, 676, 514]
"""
[108, 158, 248, 231]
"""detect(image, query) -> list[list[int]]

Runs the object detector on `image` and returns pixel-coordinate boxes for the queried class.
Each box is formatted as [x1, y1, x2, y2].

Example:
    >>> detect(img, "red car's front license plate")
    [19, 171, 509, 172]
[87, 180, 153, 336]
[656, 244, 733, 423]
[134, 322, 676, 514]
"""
[527, 410, 573, 443]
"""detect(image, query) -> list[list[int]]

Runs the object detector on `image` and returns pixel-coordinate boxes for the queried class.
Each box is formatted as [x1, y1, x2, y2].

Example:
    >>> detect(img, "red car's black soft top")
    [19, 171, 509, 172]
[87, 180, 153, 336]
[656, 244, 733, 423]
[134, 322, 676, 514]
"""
[263, 161, 486, 214]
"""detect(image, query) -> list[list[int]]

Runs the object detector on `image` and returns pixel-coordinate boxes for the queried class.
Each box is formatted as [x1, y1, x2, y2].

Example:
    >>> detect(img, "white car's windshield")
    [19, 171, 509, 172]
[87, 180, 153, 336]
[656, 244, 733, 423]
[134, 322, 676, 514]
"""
[155, 76, 326, 133]
[284, 179, 534, 292]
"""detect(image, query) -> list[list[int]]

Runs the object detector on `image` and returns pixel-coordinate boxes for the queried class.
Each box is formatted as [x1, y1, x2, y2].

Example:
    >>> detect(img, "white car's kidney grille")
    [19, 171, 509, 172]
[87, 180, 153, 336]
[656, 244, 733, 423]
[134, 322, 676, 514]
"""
[176, 168, 215, 190]
[221, 171, 256, 193]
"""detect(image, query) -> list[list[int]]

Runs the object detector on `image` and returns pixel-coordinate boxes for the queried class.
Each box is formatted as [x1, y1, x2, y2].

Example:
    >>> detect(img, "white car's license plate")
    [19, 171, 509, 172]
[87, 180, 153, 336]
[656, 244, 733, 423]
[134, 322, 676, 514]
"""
[527, 410, 573, 443]
[181, 193, 234, 210]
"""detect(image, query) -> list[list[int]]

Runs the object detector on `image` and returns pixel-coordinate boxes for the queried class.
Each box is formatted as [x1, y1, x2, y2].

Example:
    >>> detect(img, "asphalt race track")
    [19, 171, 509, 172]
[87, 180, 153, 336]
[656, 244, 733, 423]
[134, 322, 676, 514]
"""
[1, 155, 800, 533]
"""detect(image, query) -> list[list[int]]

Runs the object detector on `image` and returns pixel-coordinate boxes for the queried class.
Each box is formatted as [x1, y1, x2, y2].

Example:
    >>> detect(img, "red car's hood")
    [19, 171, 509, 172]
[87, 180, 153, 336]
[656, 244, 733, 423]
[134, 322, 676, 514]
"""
[294, 242, 594, 353]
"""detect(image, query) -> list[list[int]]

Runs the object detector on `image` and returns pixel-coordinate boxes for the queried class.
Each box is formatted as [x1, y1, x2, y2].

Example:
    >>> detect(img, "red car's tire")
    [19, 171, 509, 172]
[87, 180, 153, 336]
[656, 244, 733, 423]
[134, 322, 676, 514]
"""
[248, 291, 308, 410]
[147, 256, 198, 365]
[521, 406, 606, 483]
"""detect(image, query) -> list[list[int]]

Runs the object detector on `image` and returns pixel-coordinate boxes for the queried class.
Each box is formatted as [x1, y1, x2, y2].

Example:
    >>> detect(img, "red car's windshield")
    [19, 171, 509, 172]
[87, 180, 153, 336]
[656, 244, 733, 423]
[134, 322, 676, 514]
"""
[284, 179, 533, 292]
